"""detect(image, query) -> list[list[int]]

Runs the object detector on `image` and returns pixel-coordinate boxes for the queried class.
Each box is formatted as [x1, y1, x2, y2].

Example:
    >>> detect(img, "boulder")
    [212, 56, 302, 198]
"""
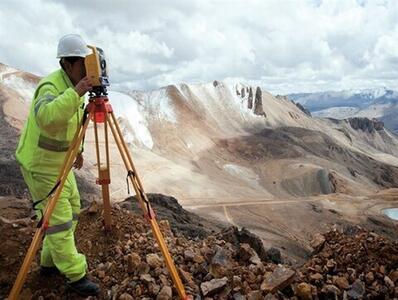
[260, 265, 295, 293]
[201, 277, 228, 297]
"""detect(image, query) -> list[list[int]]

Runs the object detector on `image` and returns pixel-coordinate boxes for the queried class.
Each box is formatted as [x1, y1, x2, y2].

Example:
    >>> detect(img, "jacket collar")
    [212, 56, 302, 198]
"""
[60, 68, 74, 88]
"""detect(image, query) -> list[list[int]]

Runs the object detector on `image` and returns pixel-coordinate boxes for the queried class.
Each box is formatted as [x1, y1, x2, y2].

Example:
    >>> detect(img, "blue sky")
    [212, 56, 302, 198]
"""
[0, 0, 397, 94]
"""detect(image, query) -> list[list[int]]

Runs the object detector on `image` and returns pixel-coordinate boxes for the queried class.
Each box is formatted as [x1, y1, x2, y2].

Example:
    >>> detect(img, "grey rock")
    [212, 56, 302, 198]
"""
[156, 285, 172, 300]
[254, 87, 265, 116]
[200, 277, 228, 297]
[266, 247, 283, 264]
[347, 280, 365, 299]
[348, 117, 384, 133]
[260, 265, 295, 293]
[233, 292, 246, 300]
[295, 102, 311, 116]
[248, 88, 253, 109]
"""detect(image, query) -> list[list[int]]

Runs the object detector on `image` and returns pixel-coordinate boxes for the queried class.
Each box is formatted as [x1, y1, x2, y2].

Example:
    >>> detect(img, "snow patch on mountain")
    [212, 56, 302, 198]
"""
[2, 76, 36, 101]
[143, 88, 177, 124]
[108, 91, 154, 149]
[0, 66, 36, 101]
[0, 64, 17, 79]
[353, 87, 389, 99]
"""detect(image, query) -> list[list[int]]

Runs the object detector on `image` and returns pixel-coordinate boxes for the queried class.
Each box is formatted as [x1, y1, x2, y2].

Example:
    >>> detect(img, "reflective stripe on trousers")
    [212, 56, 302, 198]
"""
[45, 213, 79, 235]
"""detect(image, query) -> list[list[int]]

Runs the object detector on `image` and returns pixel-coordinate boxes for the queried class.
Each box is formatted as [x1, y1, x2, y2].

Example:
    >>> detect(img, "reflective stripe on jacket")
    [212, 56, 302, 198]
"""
[16, 69, 85, 175]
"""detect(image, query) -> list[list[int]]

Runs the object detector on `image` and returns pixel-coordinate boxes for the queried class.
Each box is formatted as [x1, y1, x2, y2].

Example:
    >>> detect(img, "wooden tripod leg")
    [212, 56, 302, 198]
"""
[98, 166, 111, 229]
[8, 114, 92, 300]
[106, 112, 188, 300]
[102, 113, 112, 229]
[93, 115, 112, 229]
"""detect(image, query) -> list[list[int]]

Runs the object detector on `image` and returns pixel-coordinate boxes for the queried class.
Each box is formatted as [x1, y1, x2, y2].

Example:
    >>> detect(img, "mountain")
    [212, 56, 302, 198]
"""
[2, 63, 398, 264]
[288, 88, 398, 132]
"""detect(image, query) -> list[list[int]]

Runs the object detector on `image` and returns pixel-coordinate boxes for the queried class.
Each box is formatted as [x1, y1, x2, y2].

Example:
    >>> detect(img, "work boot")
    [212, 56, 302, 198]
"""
[67, 276, 100, 296]
[40, 266, 61, 277]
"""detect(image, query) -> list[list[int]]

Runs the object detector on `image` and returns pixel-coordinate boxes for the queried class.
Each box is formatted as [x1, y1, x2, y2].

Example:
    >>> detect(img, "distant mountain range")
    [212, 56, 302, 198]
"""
[288, 88, 398, 132]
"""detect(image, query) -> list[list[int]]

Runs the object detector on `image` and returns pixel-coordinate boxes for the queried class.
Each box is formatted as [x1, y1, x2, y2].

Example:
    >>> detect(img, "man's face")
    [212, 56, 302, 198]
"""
[64, 58, 86, 85]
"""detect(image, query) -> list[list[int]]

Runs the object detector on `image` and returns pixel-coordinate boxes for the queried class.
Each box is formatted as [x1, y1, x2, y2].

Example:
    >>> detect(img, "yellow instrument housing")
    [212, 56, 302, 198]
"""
[85, 45, 109, 89]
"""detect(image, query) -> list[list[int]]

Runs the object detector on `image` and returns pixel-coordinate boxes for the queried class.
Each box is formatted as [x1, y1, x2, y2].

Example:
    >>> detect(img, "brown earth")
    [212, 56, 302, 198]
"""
[1, 197, 398, 299]
[296, 226, 398, 299]
[214, 127, 398, 192]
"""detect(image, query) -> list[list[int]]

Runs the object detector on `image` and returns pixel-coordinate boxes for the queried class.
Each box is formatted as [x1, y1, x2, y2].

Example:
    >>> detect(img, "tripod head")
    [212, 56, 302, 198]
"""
[85, 45, 110, 97]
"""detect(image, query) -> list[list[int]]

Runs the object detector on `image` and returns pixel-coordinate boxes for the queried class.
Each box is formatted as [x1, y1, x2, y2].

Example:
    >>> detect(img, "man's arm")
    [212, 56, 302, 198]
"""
[34, 77, 92, 134]
[34, 85, 81, 133]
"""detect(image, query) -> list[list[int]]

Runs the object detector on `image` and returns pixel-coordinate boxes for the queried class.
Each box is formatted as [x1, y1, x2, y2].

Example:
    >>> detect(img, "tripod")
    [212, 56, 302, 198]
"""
[9, 94, 188, 299]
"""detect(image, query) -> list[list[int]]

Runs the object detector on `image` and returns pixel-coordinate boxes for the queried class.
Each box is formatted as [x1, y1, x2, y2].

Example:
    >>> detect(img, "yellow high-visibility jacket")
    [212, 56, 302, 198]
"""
[16, 69, 85, 175]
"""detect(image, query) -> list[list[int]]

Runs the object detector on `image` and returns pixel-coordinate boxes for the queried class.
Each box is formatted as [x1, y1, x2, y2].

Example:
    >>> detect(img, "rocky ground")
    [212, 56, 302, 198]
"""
[296, 227, 398, 299]
[1, 194, 398, 300]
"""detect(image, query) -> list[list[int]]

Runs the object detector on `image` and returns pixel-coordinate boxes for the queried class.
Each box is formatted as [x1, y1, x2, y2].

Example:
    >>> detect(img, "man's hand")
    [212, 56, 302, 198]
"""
[73, 153, 84, 170]
[74, 77, 92, 97]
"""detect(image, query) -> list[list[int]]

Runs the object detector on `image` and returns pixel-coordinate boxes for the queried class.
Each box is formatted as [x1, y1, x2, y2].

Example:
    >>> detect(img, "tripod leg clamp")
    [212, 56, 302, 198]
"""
[96, 178, 111, 185]
[144, 207, 156, 221]
[40, 220, 49, 233]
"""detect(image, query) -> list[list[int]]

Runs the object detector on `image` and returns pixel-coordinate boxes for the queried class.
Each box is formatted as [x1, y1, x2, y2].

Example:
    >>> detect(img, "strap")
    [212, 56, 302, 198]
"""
[33, 180, 61, 228]
[140, 189, 153, 220]
[126, 170, 135, 195]
[126, 170, 154, 220]
[32, 198, 44, 211]
[80, 105, 89, 154]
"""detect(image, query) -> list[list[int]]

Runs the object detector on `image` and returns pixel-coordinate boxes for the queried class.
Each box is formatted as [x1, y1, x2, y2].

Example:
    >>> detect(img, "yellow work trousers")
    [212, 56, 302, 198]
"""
[21, 167, 87, 282]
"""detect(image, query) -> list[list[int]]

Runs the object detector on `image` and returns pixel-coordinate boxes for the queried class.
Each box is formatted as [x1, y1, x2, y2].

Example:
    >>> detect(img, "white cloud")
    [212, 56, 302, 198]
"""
[0, 0, 397, 94]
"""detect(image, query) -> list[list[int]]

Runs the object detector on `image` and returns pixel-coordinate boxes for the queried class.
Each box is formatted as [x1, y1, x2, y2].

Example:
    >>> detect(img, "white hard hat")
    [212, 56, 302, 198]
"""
[56, 34, 90, 58]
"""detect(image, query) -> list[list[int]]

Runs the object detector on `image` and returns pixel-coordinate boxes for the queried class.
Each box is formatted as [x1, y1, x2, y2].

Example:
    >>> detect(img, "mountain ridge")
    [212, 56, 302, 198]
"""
[2, 62, 398, 265]
[287, 88, 398, 133]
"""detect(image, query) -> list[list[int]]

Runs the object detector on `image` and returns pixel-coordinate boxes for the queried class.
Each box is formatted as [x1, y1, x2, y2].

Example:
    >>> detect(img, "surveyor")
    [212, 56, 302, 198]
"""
[15, 34, 100, 296]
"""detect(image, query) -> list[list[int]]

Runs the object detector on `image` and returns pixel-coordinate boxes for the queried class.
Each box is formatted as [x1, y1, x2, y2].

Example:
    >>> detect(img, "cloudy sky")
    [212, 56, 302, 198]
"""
[0, 0, 397, 94]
